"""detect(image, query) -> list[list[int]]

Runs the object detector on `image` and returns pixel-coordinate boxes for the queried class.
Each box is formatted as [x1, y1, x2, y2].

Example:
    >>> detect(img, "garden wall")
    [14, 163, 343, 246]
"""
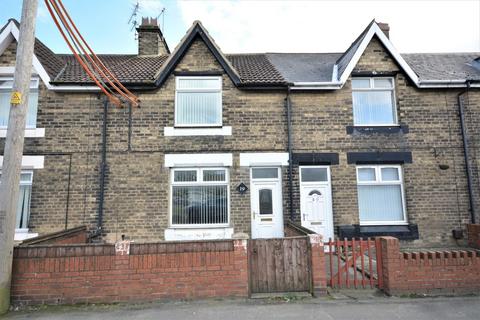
[11, 238, 248, 305]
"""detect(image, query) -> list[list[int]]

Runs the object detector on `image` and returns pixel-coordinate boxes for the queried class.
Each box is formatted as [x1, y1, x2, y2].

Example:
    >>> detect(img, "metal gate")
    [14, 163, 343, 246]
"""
[249, 237, 312, 294]
[326, 238, 384, 289]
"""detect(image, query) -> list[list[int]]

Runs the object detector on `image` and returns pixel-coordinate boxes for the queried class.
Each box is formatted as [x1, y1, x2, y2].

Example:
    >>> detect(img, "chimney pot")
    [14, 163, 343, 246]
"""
[378, 22, 390, 39]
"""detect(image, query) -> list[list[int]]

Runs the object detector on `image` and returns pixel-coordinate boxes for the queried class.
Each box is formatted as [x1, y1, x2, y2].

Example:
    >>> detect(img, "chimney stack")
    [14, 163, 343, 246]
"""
[377, 22, 390, 39]
[137, 17, 170, 56]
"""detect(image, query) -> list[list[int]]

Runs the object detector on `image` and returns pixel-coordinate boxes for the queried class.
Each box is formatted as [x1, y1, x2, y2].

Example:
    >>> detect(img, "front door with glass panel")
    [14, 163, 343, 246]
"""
[250, 167, 284, 239]
[300, 166, 334, 241]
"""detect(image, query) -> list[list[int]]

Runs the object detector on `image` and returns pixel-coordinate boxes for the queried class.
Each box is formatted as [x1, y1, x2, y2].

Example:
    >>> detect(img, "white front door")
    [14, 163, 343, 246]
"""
[250, 167, 284, 239]
[300, 166, 334, 241]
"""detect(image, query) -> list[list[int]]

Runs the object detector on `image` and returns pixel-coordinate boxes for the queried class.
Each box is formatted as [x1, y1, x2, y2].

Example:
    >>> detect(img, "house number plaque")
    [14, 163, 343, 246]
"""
[237, 183, 248, 194]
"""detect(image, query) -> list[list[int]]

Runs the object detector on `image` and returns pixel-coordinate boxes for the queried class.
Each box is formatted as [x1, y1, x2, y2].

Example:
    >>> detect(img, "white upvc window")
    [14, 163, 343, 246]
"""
[356, 165, 407, 225]
[0, 170, 33, 230]
[170, 167, 229, 227]
[0, 77, 39, 129]
[175, 76, 222, 127]
[351, 77, 397, 126]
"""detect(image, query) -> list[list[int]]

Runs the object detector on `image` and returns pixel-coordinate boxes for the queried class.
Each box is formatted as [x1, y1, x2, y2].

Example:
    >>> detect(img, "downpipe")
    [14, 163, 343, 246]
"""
[458, 82, 477, 224]
[92, 99, 108, 239]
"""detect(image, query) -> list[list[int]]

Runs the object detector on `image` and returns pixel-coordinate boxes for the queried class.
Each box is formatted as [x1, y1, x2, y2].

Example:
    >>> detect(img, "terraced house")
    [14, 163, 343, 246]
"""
[1, 17, 479, 246]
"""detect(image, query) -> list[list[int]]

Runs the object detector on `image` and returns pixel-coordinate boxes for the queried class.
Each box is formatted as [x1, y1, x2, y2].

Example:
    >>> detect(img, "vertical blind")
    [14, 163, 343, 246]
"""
[357, 185, 404, 222]
[0, 91, 38, 128]
[357, 166, 405, 223]
[171, 168, 229, 225]
[352, 78, 395, 125]
[0, 172, 33, 229]
[172, 185, 228, 225]
[175, 77, 222, 126]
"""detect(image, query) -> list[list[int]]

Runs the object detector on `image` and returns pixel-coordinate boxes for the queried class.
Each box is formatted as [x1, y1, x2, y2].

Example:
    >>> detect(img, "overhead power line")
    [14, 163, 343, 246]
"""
[44, 0, 140, 107]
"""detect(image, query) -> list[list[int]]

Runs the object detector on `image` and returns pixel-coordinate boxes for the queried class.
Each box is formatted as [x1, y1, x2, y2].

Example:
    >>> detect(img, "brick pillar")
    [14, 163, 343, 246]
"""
[467, 224, 480, 249]
[379, 236, 401, 295]
[233, 236, 249, 297]
[308, 234, 326, 296]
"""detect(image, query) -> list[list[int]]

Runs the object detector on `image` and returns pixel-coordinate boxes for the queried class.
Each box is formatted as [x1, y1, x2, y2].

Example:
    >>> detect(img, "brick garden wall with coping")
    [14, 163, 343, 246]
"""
[379, 236, 480, 295]
[11, 238, 249, 306]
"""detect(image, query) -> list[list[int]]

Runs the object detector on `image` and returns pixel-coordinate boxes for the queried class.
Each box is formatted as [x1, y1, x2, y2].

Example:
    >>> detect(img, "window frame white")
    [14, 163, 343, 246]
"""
[351, 77, 398, 127]
[299, 165, 331, 185]
[0, 170, 33, 231]
[0, 76, 39, 129]
[174, 76, 223, 128]
[250, 167, 281, 182]
[356, 165, 407, 226]
[169, 167, 230, 228]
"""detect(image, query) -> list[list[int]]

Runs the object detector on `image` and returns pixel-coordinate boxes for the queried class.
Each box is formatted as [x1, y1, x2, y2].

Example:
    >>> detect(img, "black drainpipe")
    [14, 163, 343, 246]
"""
[286, 86, 294, 221]
[64, 153, 73, 230]
[458, 82, 476, 224]
[95, 99, 109, 237]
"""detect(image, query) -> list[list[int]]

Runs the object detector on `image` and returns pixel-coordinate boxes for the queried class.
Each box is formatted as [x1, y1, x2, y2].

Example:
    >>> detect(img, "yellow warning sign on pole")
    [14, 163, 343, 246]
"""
[10, 91, 22, 105]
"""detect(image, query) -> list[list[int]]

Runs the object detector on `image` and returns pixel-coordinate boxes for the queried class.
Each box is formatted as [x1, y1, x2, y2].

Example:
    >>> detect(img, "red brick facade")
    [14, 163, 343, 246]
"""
[467, 224, 480, 249]
[309, 234, 327, 295]
[379, 237, 480, 295]
[11, 239, 249, 305]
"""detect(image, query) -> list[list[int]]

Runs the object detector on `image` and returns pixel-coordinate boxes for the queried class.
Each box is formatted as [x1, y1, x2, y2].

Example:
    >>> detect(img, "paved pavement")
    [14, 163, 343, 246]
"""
[2, 295, 480, 320]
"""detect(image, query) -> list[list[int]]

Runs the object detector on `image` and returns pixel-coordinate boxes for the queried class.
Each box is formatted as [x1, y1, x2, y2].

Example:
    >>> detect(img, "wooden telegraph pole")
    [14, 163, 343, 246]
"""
[0, 0, 38, 314]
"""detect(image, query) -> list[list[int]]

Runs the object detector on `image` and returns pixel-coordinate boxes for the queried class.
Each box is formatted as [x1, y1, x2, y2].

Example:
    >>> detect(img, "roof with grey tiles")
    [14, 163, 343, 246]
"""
[403, 53, 480, 81]
[2, 19, 480, 87]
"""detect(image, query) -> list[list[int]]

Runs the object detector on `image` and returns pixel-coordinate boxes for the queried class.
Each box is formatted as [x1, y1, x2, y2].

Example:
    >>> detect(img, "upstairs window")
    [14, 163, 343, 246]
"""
[356, 165, 406, 225]
[0, 171, 33, 230]
[175, 76, 222, 127]
[351, 77, 396, 126]
[0, 77, 39, 128]
[171, 168, 229, 226]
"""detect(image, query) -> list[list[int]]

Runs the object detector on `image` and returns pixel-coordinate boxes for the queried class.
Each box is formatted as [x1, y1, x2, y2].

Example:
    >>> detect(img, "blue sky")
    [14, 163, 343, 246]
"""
[1, 0, 479, 54]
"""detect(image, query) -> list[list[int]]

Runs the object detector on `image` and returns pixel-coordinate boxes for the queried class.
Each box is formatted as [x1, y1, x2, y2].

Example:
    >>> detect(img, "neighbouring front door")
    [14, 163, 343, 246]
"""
[250, 167, 284, 239]
[300, 166, 334, 241]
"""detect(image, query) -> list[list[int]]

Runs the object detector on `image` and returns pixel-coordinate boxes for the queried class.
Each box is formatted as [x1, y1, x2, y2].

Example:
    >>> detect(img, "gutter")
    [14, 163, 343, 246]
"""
[458, 82, 477, 224]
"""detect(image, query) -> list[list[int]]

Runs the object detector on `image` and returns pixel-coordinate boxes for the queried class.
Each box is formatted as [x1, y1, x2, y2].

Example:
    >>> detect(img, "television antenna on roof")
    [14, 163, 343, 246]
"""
[128, 1, 140, 34]
[128, 2, 166, 38]
[156, 7, 166, 33]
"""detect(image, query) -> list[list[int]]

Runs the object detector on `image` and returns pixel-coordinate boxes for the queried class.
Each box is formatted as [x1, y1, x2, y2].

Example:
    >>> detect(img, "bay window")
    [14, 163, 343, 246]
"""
[0, 171, 33, 230]
[0, 77, 39, 128]
[171, 168, 229, 226]
[175, 76, 222, 127]
[351, 77, 397, 126]
[356, 165, 407, 225]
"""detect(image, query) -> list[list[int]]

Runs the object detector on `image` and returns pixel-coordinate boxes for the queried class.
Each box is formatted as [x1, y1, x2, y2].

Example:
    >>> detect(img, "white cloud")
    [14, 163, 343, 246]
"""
[36, 2, 49, 22]
[177, 0, 480, 53]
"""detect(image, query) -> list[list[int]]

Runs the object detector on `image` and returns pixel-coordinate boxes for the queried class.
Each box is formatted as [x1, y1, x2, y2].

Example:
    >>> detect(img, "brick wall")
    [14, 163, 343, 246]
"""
[309, 234, 327, 295]
[11, 239, 249, 305]
[1, 29, 479, 246]
[380, 237, 480, 295]
[467, 224, 480, 249]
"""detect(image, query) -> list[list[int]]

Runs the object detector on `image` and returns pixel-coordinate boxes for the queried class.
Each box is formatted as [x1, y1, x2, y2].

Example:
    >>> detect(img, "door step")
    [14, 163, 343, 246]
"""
[250, 292, 312, 299]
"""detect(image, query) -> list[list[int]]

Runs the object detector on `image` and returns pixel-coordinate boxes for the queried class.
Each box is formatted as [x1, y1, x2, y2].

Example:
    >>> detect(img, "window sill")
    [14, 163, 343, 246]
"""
[0, 128, 45, 138]
[165, 227, 234, 241]
[14, 229, 38, 241]
[337, 224, 419, 240]
[164, 126, 232, 136]
[346, 125, 408, 135]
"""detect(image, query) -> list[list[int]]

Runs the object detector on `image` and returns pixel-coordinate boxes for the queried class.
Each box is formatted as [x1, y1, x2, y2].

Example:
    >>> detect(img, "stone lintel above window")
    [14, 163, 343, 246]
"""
[347, 152, 412, 165]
